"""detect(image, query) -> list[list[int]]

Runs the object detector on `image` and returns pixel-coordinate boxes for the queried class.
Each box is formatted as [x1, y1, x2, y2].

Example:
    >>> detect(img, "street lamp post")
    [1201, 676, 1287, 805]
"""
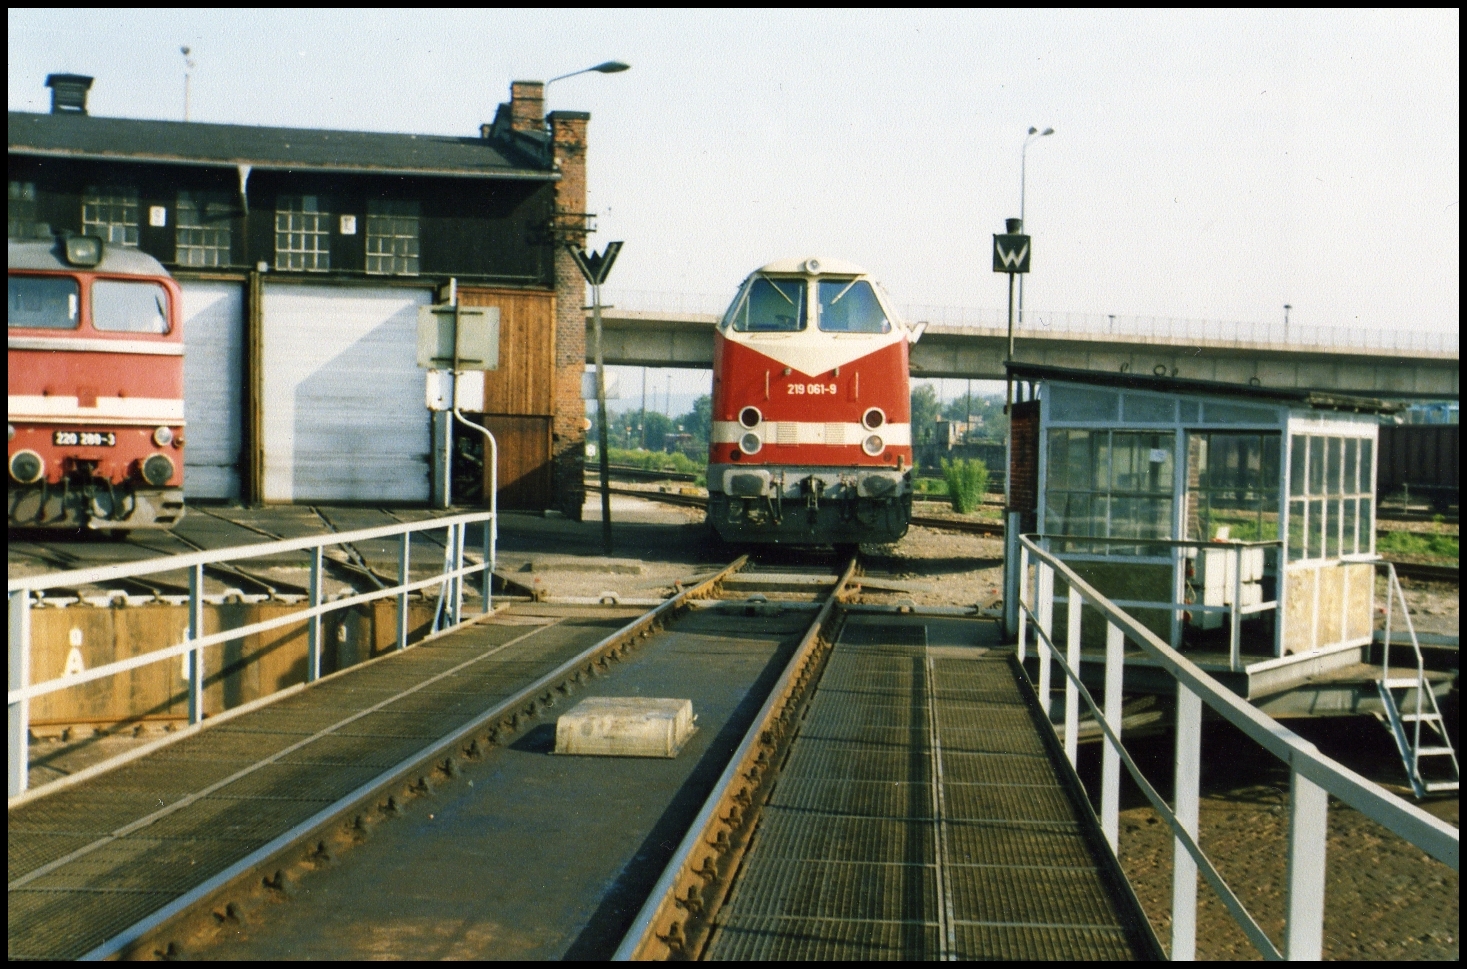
[1283, 304, 1292, 343]
[1018, 126, 1054, 327]
[543, 60, 630, 107]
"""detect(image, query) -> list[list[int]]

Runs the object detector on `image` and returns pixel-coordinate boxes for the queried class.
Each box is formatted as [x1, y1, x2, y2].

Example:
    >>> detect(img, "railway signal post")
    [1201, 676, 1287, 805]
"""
[994, 217, 1031, 411]
[568, 241, 624, 554]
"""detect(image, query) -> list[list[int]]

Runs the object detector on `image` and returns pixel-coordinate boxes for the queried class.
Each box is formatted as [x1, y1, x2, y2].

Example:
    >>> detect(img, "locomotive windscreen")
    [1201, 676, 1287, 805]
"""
[9, 275, 79, 329]
[727, 277, 807, 332]
[817, 279, 889, 333]
[92, 279, 171, 333]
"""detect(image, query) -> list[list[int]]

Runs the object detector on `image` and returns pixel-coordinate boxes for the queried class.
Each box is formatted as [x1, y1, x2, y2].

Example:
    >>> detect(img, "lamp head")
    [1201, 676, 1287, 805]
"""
[1028, 126, 1038, 135]
[1041, 127, 1055, 136]
[592, 61, 630, 74]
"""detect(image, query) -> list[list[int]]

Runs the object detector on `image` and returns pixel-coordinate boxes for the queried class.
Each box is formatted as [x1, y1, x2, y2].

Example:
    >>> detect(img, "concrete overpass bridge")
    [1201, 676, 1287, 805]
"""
[588, 294, 1459, 399]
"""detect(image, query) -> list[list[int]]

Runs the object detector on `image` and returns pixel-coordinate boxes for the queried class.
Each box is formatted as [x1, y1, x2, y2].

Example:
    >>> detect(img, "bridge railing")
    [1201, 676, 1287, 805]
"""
[598, 289, 1459, 354]
[7, 512, 495, 798]
[1015, 532, 1457, 960]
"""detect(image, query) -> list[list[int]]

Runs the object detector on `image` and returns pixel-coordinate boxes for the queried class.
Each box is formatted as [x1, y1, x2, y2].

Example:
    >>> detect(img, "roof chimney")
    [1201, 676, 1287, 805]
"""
[509, 81, 544, 133]
[45, 74, 93, 115]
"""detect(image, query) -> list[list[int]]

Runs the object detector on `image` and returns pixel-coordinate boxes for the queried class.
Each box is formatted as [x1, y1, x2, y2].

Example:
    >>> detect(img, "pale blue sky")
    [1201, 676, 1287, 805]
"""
[10, 9, 1459, 411]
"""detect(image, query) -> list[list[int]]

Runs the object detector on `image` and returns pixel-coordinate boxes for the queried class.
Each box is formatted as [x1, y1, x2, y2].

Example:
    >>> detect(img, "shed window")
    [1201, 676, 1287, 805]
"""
[1287, 434, 1373, 562]
[1186, 432, 1280, 542]
[1046, 429, 1175, 552]
[1048, 384, 1119, 422]
[275, 196, 330, 271]
[82, 187, 139, 247]
[8, 181, 37, 239]
[175, 190, 234, 267]
[365, 199, 420, 276]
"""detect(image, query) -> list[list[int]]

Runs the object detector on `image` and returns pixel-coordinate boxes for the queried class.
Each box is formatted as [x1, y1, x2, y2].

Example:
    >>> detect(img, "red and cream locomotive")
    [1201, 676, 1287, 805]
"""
[709, 257, 917, 546]
[8, 235, 186, 530]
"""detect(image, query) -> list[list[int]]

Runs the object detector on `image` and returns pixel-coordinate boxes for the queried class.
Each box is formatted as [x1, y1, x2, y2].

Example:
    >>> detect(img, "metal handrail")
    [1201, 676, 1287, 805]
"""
[1380, 562, 1427, 781]
[8, 512, 495, 797]
[1016, 534, 1457, 961]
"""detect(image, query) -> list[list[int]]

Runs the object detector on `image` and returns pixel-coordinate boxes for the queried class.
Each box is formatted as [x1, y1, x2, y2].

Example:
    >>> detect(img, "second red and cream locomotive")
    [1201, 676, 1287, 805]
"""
[708, 257, 916, 545]
[8, 235, 186, 530]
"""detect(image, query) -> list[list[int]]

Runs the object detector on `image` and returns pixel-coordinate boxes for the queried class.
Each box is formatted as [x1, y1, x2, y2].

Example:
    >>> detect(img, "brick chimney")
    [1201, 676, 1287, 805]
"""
[509, 81, 544, 133]
[45, 74, 93, 115]
[548, 107, 591, 519]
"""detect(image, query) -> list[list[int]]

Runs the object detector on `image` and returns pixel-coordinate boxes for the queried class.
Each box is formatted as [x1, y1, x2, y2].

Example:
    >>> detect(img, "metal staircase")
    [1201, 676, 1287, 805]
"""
[1376, 563, 1459, 798]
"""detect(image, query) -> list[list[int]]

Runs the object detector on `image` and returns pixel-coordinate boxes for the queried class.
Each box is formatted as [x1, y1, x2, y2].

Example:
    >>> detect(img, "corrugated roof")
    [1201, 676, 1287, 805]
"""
[1006, 362, 1404, 414]
[7, 110, 554, 180]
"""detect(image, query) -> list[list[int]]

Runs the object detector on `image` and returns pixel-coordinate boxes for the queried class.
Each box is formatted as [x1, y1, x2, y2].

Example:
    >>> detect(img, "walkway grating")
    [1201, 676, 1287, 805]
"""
[706, 615, 1154, 961]
[7, 611, 633, 960]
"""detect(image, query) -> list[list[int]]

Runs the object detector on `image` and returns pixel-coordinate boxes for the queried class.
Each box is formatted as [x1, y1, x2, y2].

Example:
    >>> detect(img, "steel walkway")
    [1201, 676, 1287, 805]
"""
[7, 608, 640, 961]
[704, 613, 1158, 960]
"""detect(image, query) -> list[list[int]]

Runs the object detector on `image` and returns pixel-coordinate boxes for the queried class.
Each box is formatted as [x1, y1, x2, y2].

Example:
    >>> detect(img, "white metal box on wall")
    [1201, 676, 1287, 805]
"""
[260, 284, 433, 502]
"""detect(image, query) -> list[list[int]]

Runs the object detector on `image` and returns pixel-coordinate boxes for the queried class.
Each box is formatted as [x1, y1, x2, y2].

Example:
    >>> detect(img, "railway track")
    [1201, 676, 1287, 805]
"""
[7, 554, 858, 960]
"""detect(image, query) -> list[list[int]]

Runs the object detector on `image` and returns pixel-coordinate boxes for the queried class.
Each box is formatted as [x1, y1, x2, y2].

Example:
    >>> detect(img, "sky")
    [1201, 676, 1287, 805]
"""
[9, 9, 1460, 416]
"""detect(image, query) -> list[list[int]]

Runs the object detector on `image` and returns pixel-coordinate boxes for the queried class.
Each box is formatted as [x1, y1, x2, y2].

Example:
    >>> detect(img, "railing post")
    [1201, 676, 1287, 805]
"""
[1229, 545, 1243, 672]
[1172, 682, 1202, 960]
[452, 522, 465, 626]
[1285, 768, 1328, 960]
[308, 545, 323, 681]
[188, 563, 205, 725]
[397, 531, 410, 651]
[1064, 588, 1082, 766]
[1004, 512, 1022, 640]
[1101, 620, 1124, 851]
[1036, 560, 1054, 719]
[1381, 562, 1393, 683]
[1016, 541, 1029, 662]
[482, 515, 493, 615]
[9, 590, 32, 797]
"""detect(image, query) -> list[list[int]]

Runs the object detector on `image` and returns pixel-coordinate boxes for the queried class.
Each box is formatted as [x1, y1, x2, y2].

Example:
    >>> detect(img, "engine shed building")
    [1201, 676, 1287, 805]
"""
[8, 74, 591, 515]
[1004, 363, 1402, 691]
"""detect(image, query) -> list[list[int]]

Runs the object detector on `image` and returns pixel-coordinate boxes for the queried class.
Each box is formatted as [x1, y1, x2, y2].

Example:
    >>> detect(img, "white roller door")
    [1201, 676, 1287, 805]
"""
[261, 284, 432, 502]
[180, 281, 245, 500]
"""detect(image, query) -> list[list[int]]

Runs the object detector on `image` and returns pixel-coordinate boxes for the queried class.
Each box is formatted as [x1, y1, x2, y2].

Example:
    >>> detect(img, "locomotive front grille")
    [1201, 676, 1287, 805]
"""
[776, 422, 798, 445]
[824, 422, 847, 445]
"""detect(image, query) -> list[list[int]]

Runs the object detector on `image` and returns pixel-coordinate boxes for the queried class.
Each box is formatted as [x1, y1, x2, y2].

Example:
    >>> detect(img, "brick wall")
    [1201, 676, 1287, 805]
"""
[1007, 400, 1040, 515]
[549, 110, 591, 518]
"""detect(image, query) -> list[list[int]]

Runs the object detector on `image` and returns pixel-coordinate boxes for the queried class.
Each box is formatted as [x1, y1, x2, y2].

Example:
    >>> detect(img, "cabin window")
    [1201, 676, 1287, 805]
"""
[1287, 434, 1373, 562]
[1186, 432, 1280, 542]
[365, 199, 420, 276]
[82, 186, 140, 247]
[727, 277, 806, 332]
[8, 181, 38, 239]
[274, 195, 330, 271]
[175, 190, 234, 267]
[817, 279, 889, 333]
[91, 280, 170, 334]
[1045, 429, 1175, 552]
[8, 275, 79, 330]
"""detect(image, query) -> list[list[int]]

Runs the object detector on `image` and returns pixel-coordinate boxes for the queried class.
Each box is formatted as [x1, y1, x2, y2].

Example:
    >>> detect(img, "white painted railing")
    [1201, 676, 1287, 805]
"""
[7, 512, 495, 798]
[1016, 533, 1458, 960]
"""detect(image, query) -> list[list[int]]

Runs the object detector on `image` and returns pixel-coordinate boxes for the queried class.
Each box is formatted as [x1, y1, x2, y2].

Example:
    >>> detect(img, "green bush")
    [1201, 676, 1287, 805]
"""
[606, 447, 706, 474]
[941, 458, 989, 514]
[1377, 530, 1459, 561]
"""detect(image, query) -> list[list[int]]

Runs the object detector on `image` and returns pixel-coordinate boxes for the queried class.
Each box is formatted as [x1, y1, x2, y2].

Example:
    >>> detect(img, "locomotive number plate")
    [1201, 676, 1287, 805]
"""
[787, 383, 838, 396]
[53, 431, 116, 447]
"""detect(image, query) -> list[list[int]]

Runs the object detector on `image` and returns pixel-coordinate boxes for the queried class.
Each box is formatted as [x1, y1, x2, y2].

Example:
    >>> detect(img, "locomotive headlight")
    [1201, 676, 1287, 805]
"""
[738, 406, 762, 429]
[142, 453, 175, 486]
[10, 449, 45, 484]
[861, 407, 886, 430]
[862, 434, 885, 456]
[739, 431, 763, 455]
[152, 425, 175, 447]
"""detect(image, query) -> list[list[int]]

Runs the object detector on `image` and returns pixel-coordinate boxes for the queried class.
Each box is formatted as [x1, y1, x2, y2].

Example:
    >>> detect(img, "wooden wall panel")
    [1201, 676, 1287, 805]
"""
[459, 287, 556, 416]
[479, 415, 554, 510]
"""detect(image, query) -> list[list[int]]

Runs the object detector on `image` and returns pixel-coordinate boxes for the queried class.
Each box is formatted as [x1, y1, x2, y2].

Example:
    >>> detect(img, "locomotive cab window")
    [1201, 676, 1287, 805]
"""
[8, 275, 79, 329]
[817, 279, 889, 333]
[727, 277, 806, 332]
[91, 279, 170, 334]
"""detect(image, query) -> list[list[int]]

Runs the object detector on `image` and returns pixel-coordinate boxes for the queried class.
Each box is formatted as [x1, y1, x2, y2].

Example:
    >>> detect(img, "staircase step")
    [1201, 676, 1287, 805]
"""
[1424, 781, 1460, 793]
[1413, 747, 1457, 757]
[1400, 712, 1443, 722]
[1382, 678, 1427, 690]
